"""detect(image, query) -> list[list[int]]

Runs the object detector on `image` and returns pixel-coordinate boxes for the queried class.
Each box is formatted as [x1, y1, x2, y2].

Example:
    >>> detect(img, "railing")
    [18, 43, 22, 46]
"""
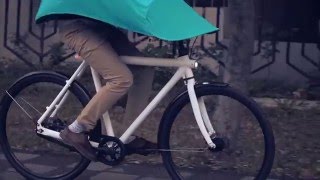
[2, 0, 320, 80]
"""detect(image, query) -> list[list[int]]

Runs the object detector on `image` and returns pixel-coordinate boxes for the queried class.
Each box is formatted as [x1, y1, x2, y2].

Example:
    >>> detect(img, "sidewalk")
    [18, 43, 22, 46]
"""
[0, 152, 275, 180]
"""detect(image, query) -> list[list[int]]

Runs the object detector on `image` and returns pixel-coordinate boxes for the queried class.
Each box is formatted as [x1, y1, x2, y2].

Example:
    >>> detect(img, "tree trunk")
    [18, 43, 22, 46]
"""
[213, 0, 255, 147]
[199, 57, 220, 76]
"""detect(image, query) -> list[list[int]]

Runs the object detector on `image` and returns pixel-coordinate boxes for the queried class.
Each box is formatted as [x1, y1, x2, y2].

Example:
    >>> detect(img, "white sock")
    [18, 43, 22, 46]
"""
[68, 120, 85, 133]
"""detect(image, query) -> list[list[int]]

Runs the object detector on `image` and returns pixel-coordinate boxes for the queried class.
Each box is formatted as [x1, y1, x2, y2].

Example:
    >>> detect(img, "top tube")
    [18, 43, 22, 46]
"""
[119, 55, 198, 69]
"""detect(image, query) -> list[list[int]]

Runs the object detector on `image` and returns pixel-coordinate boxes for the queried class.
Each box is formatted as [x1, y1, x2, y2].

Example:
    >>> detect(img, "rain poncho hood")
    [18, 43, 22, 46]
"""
[35, 0, 218, 41]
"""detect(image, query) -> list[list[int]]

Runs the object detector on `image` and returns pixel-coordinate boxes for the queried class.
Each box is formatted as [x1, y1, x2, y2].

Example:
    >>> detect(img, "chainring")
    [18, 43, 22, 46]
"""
[97, 136, 126, 166]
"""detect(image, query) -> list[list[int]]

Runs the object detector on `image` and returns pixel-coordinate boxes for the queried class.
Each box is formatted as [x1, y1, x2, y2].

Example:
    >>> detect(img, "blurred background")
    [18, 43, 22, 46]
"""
[0, 0, 319, 179]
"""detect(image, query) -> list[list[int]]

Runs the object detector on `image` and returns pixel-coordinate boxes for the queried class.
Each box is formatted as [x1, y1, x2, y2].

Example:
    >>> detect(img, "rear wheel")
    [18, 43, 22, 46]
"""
[0, 72, 91, 180]
[158, 84, 275, 180]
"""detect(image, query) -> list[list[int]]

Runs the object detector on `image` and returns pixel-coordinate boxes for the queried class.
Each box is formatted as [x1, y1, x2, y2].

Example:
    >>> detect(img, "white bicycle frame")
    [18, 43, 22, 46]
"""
[35, 55, 217, 149]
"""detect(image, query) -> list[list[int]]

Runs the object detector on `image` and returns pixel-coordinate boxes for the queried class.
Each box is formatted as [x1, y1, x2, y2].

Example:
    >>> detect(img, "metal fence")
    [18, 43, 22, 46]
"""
[2, 0, 320, 80]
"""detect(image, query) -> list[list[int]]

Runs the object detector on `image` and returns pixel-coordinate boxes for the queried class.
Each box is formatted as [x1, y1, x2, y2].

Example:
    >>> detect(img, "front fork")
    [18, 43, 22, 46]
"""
[184, 68, 217, 149]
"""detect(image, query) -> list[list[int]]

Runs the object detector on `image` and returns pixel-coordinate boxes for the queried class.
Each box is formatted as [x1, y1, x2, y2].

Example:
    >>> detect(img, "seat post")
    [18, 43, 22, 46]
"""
[178, 40, 189, 57]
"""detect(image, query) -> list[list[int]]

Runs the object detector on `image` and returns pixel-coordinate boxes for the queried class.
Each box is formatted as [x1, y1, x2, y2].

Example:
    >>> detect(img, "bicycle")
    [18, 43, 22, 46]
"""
[0, 42, 275, 180]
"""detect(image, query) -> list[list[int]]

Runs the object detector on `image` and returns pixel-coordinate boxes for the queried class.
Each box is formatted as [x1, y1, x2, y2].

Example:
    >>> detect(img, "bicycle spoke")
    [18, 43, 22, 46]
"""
[18, 97, 42, 115]
[6, 90, 33, 120]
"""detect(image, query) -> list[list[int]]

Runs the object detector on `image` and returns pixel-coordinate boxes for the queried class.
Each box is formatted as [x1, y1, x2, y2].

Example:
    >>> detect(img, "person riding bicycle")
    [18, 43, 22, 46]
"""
[36, 0, 218, 161]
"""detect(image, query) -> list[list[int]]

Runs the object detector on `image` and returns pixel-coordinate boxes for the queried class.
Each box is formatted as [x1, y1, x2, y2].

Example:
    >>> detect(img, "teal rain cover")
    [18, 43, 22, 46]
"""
[36, 0, 219, 41]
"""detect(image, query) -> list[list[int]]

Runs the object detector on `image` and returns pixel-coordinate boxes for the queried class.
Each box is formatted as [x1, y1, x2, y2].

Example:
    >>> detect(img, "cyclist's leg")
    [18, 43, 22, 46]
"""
[60, 19, 157, 157]
[58, 19, 133, 160]
[61, 19, 133, 132]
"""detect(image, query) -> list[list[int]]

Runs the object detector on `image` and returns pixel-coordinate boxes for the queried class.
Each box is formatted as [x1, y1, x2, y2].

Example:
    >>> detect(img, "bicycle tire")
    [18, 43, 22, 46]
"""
[158, 83, 275, 180]
[0, 71, 91, 180]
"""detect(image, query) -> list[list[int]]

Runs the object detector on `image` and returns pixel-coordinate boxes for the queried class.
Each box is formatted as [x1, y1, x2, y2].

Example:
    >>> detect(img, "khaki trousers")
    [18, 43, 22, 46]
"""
[60, 19, 142, 131]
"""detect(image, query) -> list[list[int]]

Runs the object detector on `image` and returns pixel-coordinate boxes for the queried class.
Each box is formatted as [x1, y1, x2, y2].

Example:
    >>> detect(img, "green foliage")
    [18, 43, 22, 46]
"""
[190, 42, 224, 61]
[140, 42, 176, 90]
[142, 41, 221, 91]
[8, 33, 29, 55]
[47, 42, 67, 66]
[248, 79, 297, 98]
[204, 42, 225, 60]
[141, 43, 172, 58]
[7, 33, 68, 68]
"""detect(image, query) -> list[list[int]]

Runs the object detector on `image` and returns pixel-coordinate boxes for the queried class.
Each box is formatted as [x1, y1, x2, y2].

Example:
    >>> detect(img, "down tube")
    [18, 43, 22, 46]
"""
[119, 67, 186, 143]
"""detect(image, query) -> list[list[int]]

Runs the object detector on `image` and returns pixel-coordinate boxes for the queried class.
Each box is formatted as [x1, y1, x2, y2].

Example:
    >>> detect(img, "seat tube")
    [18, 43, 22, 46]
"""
[184, 68, 216, 148]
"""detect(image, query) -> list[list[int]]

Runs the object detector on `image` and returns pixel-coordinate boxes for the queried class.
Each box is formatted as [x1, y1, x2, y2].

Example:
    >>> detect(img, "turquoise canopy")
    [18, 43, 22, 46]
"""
[36, 0, 218, 41]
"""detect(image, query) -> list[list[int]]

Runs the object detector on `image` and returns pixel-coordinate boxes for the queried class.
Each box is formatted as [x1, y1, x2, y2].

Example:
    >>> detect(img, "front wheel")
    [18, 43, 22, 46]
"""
[158, 83, 275, 180]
